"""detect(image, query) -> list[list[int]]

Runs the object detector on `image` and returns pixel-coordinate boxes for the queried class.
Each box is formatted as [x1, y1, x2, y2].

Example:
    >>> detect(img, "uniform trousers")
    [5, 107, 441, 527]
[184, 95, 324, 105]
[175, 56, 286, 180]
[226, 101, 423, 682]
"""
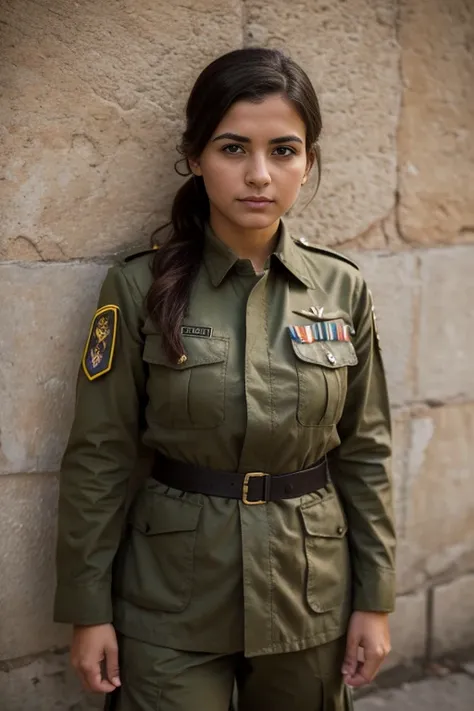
[106, 634, 352, 711]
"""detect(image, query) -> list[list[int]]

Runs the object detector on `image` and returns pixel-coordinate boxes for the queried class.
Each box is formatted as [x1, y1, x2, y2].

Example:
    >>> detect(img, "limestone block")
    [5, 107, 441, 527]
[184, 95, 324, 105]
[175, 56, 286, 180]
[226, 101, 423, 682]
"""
[349, 251, 417, 407]
[398, 0, 474, 245]
[397, 405, 474, 593]
[386, 592, 427, 670]
[0, 474, 70, 661]
[245, 0, 400, 244]
[0, 263, 107, 474]
[391, 410, 410, 536]
[433, 574, 474, 656]
[0, 650, 101, 711]
[416, 247, 474, 402]
[0, 0, 241, 259]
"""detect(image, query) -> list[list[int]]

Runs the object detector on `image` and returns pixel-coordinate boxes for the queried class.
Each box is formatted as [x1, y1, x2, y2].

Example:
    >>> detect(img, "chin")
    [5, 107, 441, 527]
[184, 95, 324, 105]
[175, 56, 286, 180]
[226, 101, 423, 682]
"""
[233, 212, 281, 231]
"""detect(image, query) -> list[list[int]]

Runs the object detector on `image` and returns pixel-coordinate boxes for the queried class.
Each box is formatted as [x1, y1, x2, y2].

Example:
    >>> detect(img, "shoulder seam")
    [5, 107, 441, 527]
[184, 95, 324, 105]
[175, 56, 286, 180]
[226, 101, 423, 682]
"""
[295, 239, 359, 270]
[123, 246, 159, 263]
[118, 257, 152, 308]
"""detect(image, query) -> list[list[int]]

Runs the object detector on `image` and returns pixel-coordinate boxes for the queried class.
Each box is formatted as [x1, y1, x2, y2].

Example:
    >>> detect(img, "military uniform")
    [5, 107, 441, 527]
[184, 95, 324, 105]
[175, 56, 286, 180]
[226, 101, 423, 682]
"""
[55, 221, 395, 710]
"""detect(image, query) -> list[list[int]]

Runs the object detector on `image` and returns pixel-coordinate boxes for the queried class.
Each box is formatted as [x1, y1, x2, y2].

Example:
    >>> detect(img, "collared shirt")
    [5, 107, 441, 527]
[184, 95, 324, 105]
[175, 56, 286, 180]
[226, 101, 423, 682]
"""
[55, 220, 396, 657]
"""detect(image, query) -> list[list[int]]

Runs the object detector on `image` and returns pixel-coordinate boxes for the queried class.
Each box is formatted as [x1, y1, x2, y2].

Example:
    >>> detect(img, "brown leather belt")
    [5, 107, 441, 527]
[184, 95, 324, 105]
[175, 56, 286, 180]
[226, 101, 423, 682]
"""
[151, 454, 328, 505]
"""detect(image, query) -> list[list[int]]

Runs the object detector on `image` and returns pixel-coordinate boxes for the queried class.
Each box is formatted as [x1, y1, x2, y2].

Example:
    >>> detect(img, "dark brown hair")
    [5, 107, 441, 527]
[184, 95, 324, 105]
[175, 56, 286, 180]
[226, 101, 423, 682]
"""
[146, 48, 323, 362]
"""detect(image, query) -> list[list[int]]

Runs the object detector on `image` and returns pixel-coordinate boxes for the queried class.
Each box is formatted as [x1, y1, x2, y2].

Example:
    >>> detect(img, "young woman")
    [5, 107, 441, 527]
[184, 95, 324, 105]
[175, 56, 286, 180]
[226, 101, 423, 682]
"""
[55, 48, 396, 711]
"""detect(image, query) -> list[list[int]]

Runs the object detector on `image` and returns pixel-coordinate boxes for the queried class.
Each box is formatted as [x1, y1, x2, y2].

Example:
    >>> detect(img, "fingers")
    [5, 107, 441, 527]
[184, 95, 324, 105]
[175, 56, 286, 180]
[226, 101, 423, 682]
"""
[344, 644, 387, 688]
[341, 633, 359, 678]
[105, 641, 121, 688]
[74, 659, 117, 693]
[70, 623, 121, 694]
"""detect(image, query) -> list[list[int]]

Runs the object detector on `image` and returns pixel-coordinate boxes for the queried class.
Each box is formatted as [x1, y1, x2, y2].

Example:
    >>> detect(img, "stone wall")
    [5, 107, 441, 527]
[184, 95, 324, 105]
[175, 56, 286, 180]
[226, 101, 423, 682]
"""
[1, 1, 473, 708]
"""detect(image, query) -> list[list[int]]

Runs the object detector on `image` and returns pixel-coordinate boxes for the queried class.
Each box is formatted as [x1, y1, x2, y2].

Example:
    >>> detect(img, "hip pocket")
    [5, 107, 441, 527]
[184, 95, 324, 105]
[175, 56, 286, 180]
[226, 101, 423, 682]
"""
[291, 339, 358, 427]
[117, 485, 202, 612]
[300, 491, 350, 613]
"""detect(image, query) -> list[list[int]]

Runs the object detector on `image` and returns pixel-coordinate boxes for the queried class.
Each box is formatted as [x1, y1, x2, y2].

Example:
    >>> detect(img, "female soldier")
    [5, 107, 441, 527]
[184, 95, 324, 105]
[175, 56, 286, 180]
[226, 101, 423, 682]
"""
[55, 48, 396, 711]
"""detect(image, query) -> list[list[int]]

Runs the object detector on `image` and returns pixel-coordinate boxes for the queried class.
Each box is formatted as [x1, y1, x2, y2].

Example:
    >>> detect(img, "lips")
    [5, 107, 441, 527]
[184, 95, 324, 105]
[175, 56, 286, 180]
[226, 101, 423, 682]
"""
[239, 196, 273, 203]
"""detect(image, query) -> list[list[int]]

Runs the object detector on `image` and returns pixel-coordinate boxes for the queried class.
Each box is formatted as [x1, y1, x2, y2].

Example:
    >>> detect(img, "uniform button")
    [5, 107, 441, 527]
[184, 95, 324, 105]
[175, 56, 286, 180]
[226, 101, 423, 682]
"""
[337, 526, 344, 535]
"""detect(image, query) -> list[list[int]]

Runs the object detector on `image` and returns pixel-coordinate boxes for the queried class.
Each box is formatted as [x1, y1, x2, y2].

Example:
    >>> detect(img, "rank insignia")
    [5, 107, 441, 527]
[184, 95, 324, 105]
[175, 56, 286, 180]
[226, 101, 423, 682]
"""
[289, 319, 353, 344]
[82, 305, 119, 381]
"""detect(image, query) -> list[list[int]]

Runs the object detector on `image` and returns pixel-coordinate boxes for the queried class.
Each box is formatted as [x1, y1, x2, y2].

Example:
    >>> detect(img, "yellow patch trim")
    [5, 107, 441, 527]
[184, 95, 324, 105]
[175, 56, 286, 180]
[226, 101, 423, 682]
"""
[82, 304, 119, 381]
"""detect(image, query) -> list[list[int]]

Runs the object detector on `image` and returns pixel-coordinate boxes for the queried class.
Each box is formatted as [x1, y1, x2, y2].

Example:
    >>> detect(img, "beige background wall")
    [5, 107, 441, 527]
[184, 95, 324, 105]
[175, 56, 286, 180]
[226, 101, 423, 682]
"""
[1, 1, 473, 708]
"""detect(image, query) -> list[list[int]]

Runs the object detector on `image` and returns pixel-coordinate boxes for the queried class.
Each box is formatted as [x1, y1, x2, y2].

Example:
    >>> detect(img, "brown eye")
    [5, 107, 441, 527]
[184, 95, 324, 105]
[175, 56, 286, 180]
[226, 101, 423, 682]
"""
[223, 144, 244, 154]
[273, 146, 295, 157]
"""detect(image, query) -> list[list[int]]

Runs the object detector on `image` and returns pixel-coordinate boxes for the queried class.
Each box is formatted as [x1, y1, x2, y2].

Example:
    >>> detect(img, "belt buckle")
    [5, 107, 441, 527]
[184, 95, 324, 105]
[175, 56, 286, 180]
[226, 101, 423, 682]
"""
[242, 471, 269, 505]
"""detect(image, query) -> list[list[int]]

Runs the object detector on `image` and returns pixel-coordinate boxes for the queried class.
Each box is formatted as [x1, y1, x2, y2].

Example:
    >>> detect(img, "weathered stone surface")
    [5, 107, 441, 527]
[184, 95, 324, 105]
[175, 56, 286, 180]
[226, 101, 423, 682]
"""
[348, 251, 417, 407]
[398, 0, 474, 245]
[245, 0, 400, 245]
[433, 574, 474, 656]
[397, 405, 474, 594]
[416, 247, 474, 402]
[355, 674, 474, 711]
[0, 474, 70, 660]
[0, 651, 101, 711]
[462, 662, 474, 677]
[391, 410, 410, 536]
[386, 592, 427, 670]
[0, 263, 107, 474]
[0, 0, 241, 259]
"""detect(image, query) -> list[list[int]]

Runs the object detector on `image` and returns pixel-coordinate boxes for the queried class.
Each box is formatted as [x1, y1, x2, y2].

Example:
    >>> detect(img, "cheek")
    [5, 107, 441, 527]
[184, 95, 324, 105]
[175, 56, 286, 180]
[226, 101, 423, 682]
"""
[201, 160, 236, 201]
[281, 163, 307, 194]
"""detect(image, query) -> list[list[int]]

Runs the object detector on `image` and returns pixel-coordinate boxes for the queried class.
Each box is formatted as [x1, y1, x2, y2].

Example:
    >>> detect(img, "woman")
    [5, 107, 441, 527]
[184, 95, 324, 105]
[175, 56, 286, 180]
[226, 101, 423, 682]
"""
[55, 48, 396, 711]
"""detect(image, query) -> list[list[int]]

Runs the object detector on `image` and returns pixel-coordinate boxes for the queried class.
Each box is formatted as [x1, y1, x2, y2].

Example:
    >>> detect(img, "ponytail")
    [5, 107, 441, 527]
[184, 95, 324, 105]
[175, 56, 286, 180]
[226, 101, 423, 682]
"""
[146, 175, 209, 363]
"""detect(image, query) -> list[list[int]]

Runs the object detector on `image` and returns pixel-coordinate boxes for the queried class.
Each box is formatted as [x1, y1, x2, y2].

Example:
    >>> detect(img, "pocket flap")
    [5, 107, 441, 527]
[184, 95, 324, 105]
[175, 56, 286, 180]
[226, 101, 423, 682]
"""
[291, 339, 358, 369]
[300, 494, 347, 538]
[130, 492, 202, 535]
[143, 334, 228, 369]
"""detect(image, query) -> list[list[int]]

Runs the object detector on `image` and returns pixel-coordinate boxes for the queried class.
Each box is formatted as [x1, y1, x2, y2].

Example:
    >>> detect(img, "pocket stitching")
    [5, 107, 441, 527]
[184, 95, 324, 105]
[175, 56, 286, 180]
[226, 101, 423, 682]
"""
[291, 339, 358, 368]
[300, 495, 349, 613]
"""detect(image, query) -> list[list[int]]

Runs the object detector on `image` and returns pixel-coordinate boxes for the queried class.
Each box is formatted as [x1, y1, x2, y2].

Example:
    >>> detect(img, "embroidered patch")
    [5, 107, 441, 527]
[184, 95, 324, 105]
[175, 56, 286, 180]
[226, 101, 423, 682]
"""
[181, 325, 213, 338]
[82, 305, 119, 381]
[289, 319, 352, 344]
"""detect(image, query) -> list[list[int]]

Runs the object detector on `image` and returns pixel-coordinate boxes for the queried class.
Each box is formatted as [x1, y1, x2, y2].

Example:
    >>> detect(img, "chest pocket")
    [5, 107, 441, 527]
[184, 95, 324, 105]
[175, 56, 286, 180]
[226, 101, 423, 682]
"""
[143, 334, 229, 429]
[291, 339, 358, 427]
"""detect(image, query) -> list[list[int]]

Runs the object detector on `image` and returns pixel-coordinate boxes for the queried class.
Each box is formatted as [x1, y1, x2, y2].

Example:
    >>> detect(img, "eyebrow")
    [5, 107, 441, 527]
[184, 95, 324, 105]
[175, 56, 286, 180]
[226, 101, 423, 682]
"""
[212, 132, 303, 145]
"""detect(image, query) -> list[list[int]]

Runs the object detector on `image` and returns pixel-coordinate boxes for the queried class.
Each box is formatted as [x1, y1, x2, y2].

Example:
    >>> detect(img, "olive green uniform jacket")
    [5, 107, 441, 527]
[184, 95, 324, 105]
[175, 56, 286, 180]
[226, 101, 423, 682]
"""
[54, 222, 396, 657]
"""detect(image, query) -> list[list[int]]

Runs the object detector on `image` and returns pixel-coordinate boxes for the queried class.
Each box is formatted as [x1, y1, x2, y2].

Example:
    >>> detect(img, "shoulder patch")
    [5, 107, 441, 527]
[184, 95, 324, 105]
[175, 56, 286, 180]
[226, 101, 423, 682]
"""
[124, 245, 159, 263]
[295, 238, 359, 270]
[82, 305, 119, 381]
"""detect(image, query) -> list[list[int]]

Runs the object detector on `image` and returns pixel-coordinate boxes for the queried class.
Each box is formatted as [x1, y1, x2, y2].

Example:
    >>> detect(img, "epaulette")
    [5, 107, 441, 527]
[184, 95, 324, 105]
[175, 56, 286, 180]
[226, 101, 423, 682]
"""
[295, 237, 359, 271]
[123, 245, 160, 262]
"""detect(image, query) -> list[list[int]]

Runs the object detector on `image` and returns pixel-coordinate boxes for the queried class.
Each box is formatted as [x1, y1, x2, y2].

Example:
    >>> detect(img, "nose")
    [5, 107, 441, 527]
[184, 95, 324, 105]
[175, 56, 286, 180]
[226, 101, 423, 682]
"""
[245, 154, 271, 188]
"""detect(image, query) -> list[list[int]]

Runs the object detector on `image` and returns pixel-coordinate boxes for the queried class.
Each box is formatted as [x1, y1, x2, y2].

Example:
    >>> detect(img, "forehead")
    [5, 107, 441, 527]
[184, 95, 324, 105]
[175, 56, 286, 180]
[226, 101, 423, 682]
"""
[212, 94, 306, 139]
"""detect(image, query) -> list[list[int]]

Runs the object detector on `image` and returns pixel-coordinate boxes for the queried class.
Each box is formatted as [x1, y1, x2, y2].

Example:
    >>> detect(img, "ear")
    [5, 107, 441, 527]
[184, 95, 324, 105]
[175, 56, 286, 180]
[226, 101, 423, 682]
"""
[301, 147, 316, 185]
[188, 157, 202, 177]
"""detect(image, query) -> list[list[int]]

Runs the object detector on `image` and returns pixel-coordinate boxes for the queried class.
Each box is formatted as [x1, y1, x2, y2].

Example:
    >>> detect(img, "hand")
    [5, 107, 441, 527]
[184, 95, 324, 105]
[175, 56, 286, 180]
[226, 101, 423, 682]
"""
[342, 611, 391, 688]
[71, 623, 121, 693]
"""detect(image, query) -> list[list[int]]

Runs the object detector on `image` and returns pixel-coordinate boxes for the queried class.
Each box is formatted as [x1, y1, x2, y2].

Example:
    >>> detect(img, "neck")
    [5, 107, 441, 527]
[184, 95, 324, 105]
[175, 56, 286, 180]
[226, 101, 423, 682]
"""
[209, 209, 280, 273]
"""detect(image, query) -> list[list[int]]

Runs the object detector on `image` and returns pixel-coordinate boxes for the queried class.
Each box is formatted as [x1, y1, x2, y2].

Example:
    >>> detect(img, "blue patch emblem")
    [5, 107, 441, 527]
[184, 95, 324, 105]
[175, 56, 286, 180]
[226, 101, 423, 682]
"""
[82, 305, 119, 381]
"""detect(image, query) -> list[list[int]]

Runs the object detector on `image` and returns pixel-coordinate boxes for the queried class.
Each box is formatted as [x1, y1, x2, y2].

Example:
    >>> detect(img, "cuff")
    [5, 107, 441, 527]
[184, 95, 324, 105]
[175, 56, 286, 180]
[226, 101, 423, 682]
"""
[54, 582, 113, 625]
[352, 565, 396, 612]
